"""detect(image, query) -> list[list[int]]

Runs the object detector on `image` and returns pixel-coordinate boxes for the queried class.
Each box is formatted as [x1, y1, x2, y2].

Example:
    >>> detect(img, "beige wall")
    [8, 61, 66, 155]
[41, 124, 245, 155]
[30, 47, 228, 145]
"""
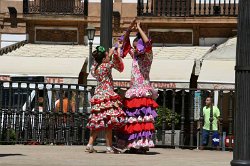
[88, 3, 101, 17]
[120, 3, 137, 18]
[0, 1, 237, 46]
[0, 0, 23, 14]
[0, 0, 25, 34]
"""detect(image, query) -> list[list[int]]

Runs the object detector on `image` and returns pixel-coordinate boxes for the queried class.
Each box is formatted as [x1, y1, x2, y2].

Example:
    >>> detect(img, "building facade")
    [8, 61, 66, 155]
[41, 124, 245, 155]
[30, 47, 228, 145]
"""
[0, 0, 238, 47]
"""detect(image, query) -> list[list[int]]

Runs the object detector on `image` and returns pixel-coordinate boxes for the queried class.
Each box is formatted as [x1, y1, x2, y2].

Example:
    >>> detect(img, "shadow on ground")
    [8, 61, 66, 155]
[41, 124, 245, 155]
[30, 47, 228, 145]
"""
[95, 150, 160, 155]
[0, 154, 24, 158]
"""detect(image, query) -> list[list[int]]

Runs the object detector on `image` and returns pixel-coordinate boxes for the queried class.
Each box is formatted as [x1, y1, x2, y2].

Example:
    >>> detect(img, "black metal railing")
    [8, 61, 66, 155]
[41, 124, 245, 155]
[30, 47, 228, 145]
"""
[0, 81, 91, 145]
[152, 88, 235, 150]
[0, 81, 235, 150]
[23, 0, 88, 16]
[137, 0, 238, 17]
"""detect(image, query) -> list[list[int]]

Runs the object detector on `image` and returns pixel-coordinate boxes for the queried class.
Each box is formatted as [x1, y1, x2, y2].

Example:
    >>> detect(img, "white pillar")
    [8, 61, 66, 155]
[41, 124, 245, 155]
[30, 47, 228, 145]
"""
[214, 90, 219, 106]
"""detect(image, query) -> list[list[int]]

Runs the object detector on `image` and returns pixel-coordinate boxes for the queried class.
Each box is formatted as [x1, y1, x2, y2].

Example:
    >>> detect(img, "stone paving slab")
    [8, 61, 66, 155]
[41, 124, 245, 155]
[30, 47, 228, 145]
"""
[0, 145, 233, 166]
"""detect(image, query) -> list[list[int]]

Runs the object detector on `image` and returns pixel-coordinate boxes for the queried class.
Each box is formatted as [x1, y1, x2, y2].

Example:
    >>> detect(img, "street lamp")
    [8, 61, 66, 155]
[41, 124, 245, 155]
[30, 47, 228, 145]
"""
[231, 0, 250, 165]
[86, 25, 96, 72]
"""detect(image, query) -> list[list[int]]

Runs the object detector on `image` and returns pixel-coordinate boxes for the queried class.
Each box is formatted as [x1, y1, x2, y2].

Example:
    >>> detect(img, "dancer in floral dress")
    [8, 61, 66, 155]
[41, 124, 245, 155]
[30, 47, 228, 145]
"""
[117, 20, 158, 153]
[86, 45, 126, 153]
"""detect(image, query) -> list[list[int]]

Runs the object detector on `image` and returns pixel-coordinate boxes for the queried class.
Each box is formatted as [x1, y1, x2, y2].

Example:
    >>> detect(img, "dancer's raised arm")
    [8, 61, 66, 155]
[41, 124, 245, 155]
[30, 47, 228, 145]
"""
[122, 18, 136, 44]
[136, 21, 149, 44]
[119, 18, 136, 58]
[134, 20, 152, 55]
[110, 44, 124, 72]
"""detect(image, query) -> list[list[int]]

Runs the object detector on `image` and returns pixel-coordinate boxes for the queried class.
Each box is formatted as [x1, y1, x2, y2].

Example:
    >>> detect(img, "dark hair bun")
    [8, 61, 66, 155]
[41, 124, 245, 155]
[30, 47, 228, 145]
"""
[136, 32, 142, 39]
[92, 50, 98, 58]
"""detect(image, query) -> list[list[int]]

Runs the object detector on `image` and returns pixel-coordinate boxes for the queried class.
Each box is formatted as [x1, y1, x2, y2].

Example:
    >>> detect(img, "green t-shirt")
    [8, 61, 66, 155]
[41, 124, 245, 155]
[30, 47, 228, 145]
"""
[203, 106, 220, 131]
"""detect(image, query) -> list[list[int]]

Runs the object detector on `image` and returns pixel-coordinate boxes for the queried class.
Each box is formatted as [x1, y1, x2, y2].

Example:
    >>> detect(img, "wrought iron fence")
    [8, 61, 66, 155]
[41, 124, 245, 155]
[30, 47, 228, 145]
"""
[151, 88, 235, 151]
[137, 0, 238, 17]
[0, 81, 92, 145]
[0, 81, 235, 150]
[23, 0, 88, 16]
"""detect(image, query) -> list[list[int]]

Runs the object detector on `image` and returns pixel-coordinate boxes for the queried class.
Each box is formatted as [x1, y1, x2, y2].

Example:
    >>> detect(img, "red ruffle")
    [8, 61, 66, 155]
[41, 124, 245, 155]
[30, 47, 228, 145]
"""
[124, 97, 158, 109]
[91, 95, 121, 105]
[122, 122, 155, 134]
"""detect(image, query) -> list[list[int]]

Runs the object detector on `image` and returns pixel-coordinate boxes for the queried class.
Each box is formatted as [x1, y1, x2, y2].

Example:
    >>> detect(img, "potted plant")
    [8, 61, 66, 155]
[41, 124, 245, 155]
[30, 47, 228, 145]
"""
[155, 107, 180, 145]
[0, 128, 16, 145]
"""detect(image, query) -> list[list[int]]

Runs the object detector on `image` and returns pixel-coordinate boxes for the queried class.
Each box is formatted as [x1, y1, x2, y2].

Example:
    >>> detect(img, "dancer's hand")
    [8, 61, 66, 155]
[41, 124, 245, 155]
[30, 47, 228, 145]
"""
[109, 48, 114, 57]
[115, 41, 123, 58]
[118, 41, 123, 49]
[131, 24, 137, 31]
[128, 18, 136, 30]
[131, 18, 136, 26]
[136, 20, 141, 29]
[117, 38, 123, 45]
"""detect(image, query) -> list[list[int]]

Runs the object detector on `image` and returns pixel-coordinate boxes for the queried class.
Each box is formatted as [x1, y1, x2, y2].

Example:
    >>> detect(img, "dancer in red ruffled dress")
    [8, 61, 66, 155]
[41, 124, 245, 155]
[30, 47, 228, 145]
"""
[86, 45, 126, 153]
[117, 19, 158, 153]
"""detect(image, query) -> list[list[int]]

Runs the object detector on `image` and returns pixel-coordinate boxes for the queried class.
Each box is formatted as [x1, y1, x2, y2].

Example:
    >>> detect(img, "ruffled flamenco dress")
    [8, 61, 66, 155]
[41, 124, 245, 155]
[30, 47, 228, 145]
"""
[86, 53, 126, 131]
[117, 36, 159, 150]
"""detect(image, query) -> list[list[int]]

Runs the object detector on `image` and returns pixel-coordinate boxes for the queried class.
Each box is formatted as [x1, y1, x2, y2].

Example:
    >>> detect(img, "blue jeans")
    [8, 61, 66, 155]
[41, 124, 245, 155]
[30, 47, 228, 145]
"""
[202, 129, 220, 146]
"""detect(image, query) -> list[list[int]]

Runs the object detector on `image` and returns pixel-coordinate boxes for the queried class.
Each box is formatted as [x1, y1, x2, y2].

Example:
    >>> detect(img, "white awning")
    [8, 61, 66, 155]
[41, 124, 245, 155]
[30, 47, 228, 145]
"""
[197, 60, 235, 89]
[88, 58, 195, 89]
[0, 43, 90, 83]
[202, 37, 236, 61]
[0, 56, 86, 84]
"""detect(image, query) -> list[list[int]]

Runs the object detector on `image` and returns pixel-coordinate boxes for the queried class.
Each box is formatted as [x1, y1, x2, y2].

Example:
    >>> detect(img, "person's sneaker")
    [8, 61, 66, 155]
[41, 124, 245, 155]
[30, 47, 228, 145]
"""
[106, 147, 121, 154]
[85, 146, 97, 153]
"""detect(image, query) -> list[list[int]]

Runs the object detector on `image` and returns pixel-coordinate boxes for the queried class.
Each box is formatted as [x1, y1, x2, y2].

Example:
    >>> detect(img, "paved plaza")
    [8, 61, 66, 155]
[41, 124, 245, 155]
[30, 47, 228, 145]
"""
[0, 145, 232, 166]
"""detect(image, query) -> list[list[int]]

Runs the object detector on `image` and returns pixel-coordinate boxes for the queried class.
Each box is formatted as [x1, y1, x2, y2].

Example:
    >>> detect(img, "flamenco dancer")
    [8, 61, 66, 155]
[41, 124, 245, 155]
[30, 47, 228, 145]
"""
[117, 19, 158, 154]
[86, 45, 126, 154]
